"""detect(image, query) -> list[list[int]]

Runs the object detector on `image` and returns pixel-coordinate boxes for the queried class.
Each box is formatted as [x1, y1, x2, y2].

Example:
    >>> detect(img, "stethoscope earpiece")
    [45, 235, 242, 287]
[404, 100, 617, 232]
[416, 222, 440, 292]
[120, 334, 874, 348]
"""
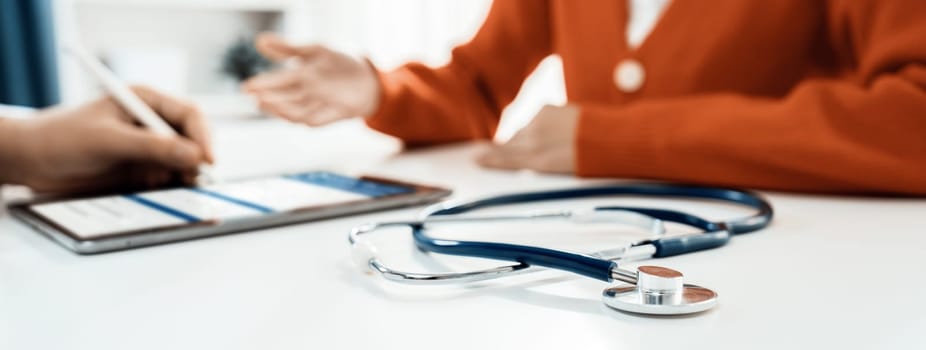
[602, 266, 718, 315]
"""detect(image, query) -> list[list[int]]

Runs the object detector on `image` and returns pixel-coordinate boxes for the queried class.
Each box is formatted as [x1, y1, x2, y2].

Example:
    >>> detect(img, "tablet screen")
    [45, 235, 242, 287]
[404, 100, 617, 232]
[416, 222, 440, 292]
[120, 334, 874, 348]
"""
[29, 172, 414, 239]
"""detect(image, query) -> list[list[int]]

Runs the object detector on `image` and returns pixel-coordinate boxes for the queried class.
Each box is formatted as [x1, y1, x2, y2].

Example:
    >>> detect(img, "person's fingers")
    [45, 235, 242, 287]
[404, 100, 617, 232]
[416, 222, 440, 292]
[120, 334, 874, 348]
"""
[243, 70, 302, 94]
[130, 86, 215, 163]
[258, 97, 310, 122]
[476, 144, 528, 170]
[248, 69, 325, 105]
[94, 125, 204, 171]
[286, 100, 325, 123]
[254, 87, 312, 108]
[26, 163, 177, 196]
[259, 97, 346, 127]
[131, 86, 193, 125]
[266, 99, 343, 127]
[475, 106, 578, 173]
[304, 106, 347, 126]
[141, 168, 173, 189]
[182, 113, 214, 164]
[255, 32, 327, 61]
[113, 163, 178, 191]
[478, 143, 574, 174]
[27, 173, 124, 195]
[493, 129, 539, 156]
[255, 32, 299, 61]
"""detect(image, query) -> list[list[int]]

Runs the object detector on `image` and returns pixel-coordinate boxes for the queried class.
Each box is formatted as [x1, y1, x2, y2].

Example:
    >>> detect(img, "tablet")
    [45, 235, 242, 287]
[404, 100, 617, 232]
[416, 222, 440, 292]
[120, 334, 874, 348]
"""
[8, 172, 451, 254]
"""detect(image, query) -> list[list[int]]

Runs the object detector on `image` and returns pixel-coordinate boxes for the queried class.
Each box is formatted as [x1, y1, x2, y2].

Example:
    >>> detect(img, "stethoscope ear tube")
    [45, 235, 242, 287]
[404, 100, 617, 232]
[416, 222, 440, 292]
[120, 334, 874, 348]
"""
[596, 207, 734, 258]
[413, 184, 773, 279]
[411, 224, 618, 282]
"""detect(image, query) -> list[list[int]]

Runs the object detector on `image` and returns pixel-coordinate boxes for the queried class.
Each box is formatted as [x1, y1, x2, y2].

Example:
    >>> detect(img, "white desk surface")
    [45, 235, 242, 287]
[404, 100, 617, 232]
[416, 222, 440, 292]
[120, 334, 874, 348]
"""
[2, 119, 925, 350]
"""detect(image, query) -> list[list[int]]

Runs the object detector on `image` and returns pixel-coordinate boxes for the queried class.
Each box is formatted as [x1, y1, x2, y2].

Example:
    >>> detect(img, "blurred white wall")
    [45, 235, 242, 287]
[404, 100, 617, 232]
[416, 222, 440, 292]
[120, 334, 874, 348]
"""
[55, 0, 565, 140]
[296, 0, 492, 69]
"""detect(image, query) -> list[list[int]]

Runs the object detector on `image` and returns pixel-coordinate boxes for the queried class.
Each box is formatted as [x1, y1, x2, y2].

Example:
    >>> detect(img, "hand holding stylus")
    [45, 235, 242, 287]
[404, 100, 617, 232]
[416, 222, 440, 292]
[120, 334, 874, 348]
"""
[0, 86, 213, 193]
[66, 44, 216, 185]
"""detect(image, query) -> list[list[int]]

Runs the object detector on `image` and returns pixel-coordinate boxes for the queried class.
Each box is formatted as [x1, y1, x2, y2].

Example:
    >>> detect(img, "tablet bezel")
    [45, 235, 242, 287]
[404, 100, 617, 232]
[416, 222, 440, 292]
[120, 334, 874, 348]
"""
[8, 174, 451, 254]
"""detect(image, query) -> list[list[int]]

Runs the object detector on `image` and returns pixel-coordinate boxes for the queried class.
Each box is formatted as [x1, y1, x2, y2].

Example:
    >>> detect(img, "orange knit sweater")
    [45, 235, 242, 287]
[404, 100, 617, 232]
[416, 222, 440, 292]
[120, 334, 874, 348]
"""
[365, 0, 926, 195]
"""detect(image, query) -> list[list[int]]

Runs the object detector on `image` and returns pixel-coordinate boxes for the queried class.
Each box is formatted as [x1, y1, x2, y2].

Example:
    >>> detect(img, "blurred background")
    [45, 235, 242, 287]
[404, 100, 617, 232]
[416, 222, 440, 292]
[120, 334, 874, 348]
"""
[0, 0, 566, 141]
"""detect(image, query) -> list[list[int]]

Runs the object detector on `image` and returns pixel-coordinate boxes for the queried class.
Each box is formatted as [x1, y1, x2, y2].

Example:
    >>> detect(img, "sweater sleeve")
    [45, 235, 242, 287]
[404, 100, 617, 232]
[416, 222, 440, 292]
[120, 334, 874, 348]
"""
[364, 0, 552, 146]
[576, 0, 926, 195]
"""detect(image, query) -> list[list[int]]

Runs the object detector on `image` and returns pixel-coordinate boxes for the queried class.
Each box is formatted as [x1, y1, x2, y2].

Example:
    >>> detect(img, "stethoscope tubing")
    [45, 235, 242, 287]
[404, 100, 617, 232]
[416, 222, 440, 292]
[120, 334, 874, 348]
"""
[422, 183, 772, 233]
[410, 183, 773, 282]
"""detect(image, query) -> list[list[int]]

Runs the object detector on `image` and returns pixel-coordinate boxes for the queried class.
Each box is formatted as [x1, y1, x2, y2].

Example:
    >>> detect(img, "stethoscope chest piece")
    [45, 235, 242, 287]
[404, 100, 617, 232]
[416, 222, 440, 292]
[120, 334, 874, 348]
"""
[602, 266, 718, 315]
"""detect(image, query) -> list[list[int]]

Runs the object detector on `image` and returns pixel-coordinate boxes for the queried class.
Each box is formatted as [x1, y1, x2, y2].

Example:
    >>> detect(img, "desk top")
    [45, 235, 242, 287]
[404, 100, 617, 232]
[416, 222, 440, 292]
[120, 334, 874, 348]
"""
[2, 119, 925, 350]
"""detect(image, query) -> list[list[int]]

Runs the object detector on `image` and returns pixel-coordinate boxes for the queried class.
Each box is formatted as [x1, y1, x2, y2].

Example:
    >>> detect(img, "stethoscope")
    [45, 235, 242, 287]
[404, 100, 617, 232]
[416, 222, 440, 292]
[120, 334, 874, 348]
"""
[349, 183, 773, 315]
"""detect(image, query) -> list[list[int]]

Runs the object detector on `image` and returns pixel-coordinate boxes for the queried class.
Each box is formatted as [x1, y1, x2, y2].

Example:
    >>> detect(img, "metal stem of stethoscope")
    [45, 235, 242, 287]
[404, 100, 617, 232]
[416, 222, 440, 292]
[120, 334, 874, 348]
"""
[603, 265, 718, 315]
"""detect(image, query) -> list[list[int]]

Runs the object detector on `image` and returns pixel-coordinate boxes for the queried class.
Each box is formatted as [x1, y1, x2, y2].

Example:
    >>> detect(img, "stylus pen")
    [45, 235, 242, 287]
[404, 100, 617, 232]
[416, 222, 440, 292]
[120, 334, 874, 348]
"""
[64, 43, 215, 185]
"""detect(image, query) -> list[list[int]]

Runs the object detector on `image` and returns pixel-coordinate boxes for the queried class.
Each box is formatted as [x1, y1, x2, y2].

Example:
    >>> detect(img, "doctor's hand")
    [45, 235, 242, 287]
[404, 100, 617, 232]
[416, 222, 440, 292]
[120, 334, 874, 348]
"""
[1, 87, 213, 194]
[477, 105, 579, 174]
[243, 33, 381, 126]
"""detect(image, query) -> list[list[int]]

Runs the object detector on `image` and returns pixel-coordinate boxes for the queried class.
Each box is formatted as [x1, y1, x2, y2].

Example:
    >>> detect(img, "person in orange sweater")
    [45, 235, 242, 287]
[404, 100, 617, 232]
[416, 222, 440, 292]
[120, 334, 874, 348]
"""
[243, 0, 926, 195]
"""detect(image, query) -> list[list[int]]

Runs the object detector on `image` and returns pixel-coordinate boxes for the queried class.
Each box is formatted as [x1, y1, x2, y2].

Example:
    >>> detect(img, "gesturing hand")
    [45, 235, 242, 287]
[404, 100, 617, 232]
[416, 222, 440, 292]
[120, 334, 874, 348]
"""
[243, 33, 381, 126]
[477, 105, 580, 174]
